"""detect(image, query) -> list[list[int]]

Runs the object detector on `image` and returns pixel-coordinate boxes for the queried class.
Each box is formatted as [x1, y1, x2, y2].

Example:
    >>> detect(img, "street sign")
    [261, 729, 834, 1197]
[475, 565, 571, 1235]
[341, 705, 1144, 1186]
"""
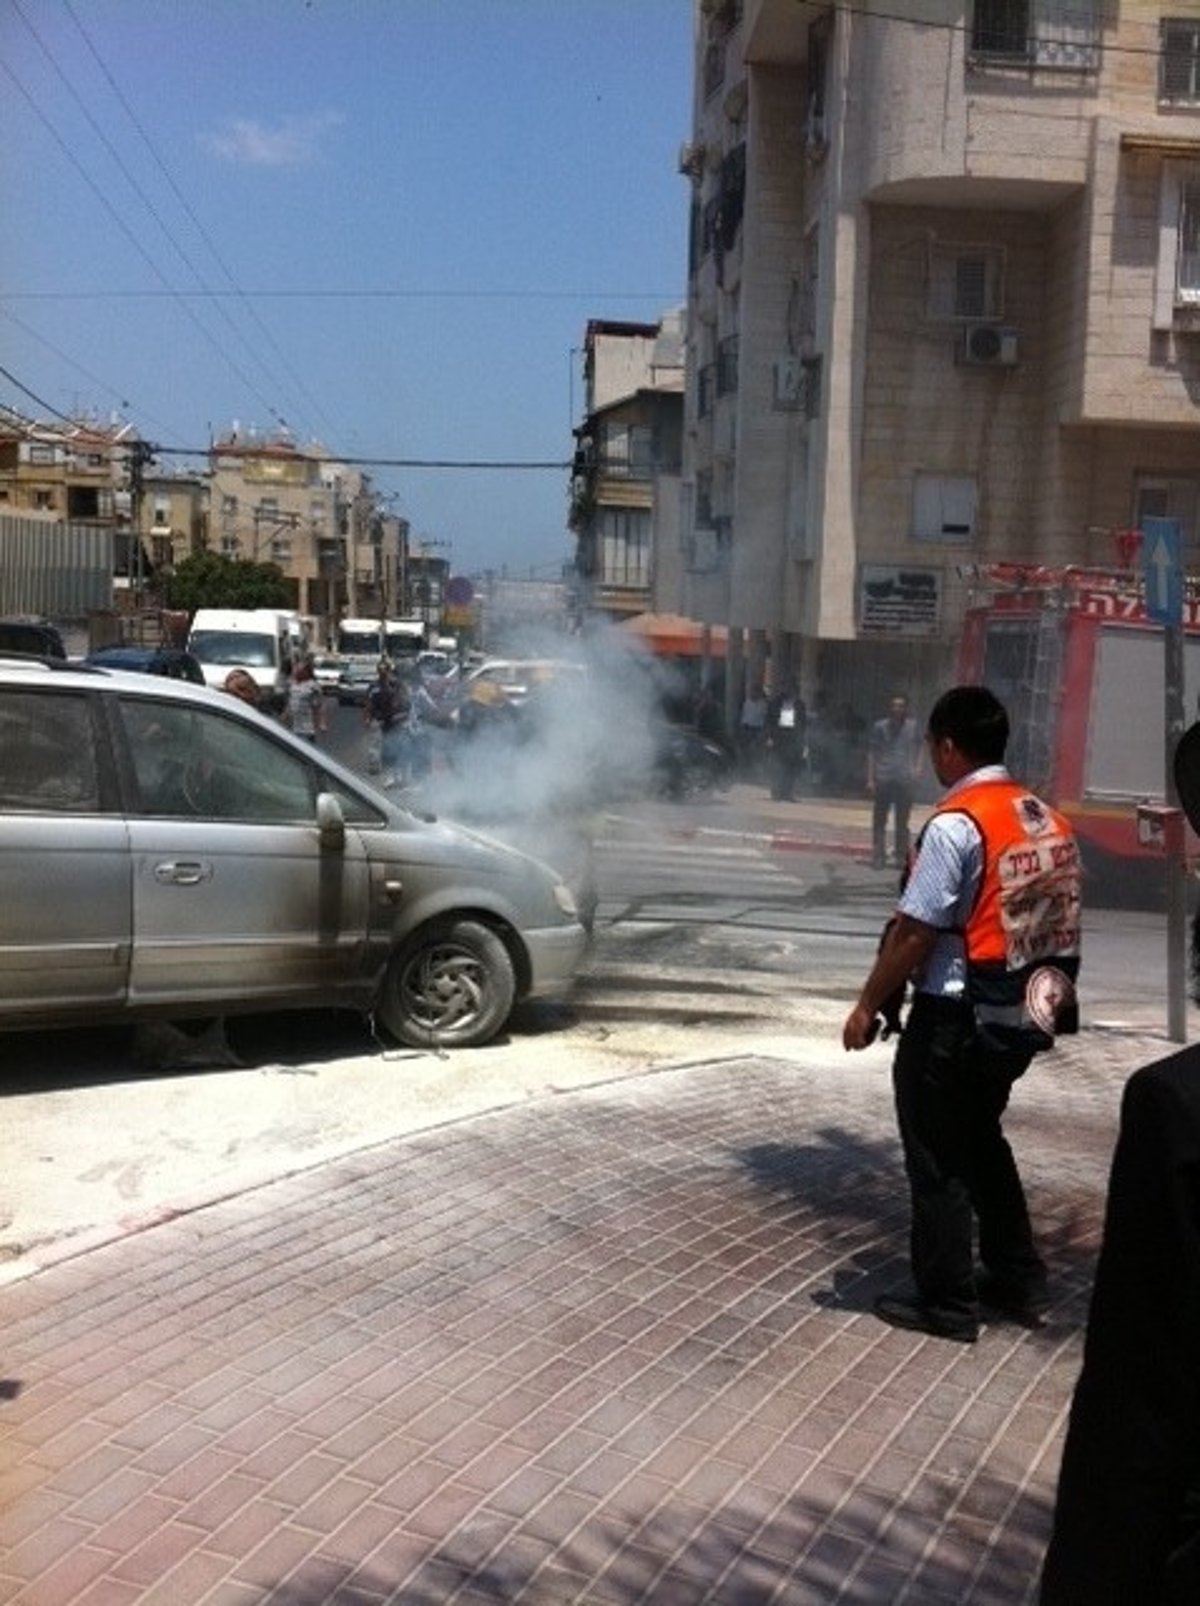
[1141, 516, 1183, 627]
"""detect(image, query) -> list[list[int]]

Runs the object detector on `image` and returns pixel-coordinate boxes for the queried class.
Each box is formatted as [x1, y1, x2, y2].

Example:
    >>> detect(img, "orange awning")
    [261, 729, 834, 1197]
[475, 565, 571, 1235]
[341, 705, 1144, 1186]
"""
[621, 612, 728, 658]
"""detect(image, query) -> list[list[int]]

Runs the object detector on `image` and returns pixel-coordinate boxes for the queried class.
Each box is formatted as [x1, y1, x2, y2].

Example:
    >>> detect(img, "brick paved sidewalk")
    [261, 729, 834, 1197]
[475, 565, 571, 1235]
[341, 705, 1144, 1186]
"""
[0, 1039, 1150, 1605]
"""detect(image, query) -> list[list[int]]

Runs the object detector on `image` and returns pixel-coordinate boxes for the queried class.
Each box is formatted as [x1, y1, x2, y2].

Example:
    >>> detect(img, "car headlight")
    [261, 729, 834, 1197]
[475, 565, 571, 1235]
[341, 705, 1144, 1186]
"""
[552, 881, 578, 918]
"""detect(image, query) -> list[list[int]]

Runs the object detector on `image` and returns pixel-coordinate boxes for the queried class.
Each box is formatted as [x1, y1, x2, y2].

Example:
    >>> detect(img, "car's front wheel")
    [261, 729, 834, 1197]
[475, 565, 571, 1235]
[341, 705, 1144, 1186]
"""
[377, 918, 516, 1048]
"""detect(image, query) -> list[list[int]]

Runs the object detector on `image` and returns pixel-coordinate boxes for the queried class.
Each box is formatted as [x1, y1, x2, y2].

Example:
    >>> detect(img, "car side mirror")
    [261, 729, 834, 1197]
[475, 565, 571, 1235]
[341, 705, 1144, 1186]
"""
[316, 791, 346, 851]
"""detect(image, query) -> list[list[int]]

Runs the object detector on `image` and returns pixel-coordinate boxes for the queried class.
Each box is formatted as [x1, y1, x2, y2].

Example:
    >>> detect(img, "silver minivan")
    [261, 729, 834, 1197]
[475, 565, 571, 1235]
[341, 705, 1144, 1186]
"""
[0, 659, 585, 1048]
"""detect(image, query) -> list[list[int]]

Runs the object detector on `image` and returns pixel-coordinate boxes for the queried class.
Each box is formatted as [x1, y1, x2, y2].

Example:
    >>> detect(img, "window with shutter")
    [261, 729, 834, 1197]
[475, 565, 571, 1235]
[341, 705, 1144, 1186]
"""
[927, 242, 1004, 321]
[913, 475, 978, 543]
[1161, 18, 1200, 103]
[1179, 182, 1200, 298]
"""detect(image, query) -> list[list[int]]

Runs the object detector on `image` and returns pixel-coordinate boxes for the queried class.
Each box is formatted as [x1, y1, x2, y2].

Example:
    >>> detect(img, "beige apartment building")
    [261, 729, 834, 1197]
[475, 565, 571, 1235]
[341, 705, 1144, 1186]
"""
[208, 429, 404, 639]
[677, 0, 1200, 722]
[569, 314, 685, 623]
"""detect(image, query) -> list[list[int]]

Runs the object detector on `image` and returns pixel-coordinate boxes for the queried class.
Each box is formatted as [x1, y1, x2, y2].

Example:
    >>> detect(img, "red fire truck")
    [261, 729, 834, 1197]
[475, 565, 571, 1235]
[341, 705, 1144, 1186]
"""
[956, 562, 1200, 898]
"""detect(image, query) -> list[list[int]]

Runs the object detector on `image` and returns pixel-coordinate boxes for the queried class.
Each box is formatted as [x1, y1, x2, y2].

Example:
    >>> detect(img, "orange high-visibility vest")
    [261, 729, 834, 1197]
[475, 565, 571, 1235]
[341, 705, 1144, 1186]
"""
[932, 776, 1081, 1049]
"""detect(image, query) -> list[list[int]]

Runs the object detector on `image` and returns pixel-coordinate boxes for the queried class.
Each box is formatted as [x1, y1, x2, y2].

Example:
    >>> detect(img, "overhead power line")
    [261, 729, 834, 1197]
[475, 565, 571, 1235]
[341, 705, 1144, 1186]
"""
[0, 288, 681, 303]
[821, 0, 1179, 62]
[59, 0, 341, 444]
[0, 366, 570, 468]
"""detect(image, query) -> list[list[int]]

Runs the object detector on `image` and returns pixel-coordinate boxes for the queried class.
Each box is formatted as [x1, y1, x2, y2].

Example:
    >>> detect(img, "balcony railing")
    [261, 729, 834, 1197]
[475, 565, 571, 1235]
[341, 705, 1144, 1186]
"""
[970, 0, 1100, 72]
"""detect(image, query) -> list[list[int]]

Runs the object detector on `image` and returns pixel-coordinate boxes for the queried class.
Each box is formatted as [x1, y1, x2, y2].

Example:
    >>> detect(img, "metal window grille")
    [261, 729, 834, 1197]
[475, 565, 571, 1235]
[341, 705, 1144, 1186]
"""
[1162, 18, 1200, 103]
[1180, 182, 1200, 296]
[971, 0, 1099, 71]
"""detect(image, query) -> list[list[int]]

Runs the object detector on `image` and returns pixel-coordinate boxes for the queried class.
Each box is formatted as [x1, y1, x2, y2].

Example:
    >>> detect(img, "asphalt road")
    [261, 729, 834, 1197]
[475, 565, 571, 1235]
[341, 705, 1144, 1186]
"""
[0, 770, 1187, 1281]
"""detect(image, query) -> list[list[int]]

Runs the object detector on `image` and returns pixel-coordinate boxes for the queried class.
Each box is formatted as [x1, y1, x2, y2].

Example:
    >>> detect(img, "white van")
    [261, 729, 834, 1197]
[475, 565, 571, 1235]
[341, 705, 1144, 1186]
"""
[187, 608, 293, 710]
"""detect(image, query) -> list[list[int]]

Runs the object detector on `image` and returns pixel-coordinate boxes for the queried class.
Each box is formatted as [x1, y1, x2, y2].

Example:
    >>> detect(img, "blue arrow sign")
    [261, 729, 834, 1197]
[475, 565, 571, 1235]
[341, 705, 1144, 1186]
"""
[1142, 516, 1183, 627]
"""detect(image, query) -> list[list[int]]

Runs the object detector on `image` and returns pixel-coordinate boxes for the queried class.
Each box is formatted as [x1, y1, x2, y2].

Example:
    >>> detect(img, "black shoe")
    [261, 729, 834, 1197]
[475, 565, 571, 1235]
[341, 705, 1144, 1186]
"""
[873, 1293, 978, 1344]
[977, 1278, 1049, 1330]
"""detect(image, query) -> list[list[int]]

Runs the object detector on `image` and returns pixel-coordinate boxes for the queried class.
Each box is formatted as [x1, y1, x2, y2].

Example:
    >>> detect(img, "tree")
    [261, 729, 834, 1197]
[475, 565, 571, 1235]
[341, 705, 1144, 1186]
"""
[166, 552, 292, 613]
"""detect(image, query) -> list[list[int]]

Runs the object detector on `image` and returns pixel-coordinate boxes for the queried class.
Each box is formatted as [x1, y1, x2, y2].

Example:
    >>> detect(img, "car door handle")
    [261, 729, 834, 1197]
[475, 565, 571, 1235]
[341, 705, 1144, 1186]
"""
[154, 860, 213, 886]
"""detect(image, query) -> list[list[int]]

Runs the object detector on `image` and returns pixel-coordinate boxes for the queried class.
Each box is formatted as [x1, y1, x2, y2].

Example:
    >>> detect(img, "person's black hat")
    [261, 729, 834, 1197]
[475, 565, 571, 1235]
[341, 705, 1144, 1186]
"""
[1174, 721, 1200, 833]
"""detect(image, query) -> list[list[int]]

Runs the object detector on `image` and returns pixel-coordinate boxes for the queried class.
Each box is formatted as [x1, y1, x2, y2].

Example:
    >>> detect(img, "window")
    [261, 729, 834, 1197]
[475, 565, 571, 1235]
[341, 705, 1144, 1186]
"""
[799, 226, 820, 340]
[1162, 17, 1200, 103]
[599, 508, 650, 589]
[912, 474, 978, 543]
[698, 362, 717, 418]
[0, 692, 99, 813]
[152, 499, 171, 527]
[717, 335, 740, 396]
[121, 699, 314, 822]
[28, 443, 56, 465]
[807, 15, 830, 146]
[34, 490, 53, 510]
[600, 423, 655, 477]
[802, 356, 823, 421]
[1134, 476, 1198, 560]
[927, 242, 1004, 320]
[1153, 164, 1200, 323]
[1180, 181, 1200, 298]
[971, 0, 1099, 70]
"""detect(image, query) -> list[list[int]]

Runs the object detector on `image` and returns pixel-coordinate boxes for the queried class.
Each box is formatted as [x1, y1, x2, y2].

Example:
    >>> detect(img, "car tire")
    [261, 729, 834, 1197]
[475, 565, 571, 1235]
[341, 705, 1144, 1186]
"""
[377, 917, 516, 1048]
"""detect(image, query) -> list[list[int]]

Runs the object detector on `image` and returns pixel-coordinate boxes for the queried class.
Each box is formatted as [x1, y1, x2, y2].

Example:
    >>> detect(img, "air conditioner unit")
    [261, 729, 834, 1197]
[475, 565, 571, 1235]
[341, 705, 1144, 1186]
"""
[959, 324, 1019, 367]
[678, 141, 705, 179]
[772, 355, 804, 410]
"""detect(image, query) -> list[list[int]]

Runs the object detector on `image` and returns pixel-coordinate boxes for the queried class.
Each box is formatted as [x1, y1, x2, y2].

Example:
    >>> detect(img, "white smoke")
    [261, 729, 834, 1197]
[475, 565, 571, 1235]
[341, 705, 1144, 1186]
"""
[415, 623, 686, 829]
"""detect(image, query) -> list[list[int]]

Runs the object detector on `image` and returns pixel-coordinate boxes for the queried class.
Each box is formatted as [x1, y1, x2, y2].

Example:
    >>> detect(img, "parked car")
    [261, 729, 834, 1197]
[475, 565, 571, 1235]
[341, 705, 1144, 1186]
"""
[0, 619, 66, 659]
[336, 657, 379, 705]
[0, 659, 586, 1048]
[85, 645, 206, 684]
[310, 652, 345, 693]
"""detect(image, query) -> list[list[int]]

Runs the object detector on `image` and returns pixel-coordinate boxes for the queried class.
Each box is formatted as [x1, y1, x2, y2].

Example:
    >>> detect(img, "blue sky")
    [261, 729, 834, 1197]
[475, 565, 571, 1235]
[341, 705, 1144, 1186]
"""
[0, 0, 693, 576]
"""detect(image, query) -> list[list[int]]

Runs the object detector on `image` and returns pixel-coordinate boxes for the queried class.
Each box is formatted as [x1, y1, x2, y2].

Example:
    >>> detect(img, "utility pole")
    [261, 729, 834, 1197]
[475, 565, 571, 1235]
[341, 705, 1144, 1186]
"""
[127, 439, 157, 613]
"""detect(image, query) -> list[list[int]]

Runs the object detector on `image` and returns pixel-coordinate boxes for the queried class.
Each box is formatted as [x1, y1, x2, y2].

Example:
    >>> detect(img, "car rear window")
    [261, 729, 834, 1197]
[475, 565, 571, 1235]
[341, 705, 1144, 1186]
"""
[0, 690, 100, 812]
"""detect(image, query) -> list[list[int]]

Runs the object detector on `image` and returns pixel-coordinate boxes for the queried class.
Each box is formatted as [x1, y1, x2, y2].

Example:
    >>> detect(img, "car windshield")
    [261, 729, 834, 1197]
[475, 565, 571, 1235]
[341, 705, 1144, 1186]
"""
[189, 631, 276, 668]
[338, 629, 381, 656]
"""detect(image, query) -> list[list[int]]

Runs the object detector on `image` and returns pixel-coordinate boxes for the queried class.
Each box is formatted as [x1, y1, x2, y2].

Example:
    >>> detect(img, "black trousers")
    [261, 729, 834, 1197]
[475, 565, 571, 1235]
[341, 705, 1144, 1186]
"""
[892, 993, 1044, 1329]
[1041, 1047, 1200, 1604]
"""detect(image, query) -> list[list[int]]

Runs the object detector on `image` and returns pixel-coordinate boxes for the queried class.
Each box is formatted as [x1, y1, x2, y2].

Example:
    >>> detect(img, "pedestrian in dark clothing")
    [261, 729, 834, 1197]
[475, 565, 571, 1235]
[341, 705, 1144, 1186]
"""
[843, 685, 1082, 1343]
[867, 692, 923, 867]
[363, 659, 407, 786]
[764, 678, 806, 801]
[1040, 718, 1200, 1604]
[1040, 1045, 1200, 1604]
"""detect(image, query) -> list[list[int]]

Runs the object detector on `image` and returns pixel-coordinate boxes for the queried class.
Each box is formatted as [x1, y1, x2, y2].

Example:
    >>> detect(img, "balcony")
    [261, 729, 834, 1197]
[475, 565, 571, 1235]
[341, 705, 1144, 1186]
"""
[969, 0, 1101, 73]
